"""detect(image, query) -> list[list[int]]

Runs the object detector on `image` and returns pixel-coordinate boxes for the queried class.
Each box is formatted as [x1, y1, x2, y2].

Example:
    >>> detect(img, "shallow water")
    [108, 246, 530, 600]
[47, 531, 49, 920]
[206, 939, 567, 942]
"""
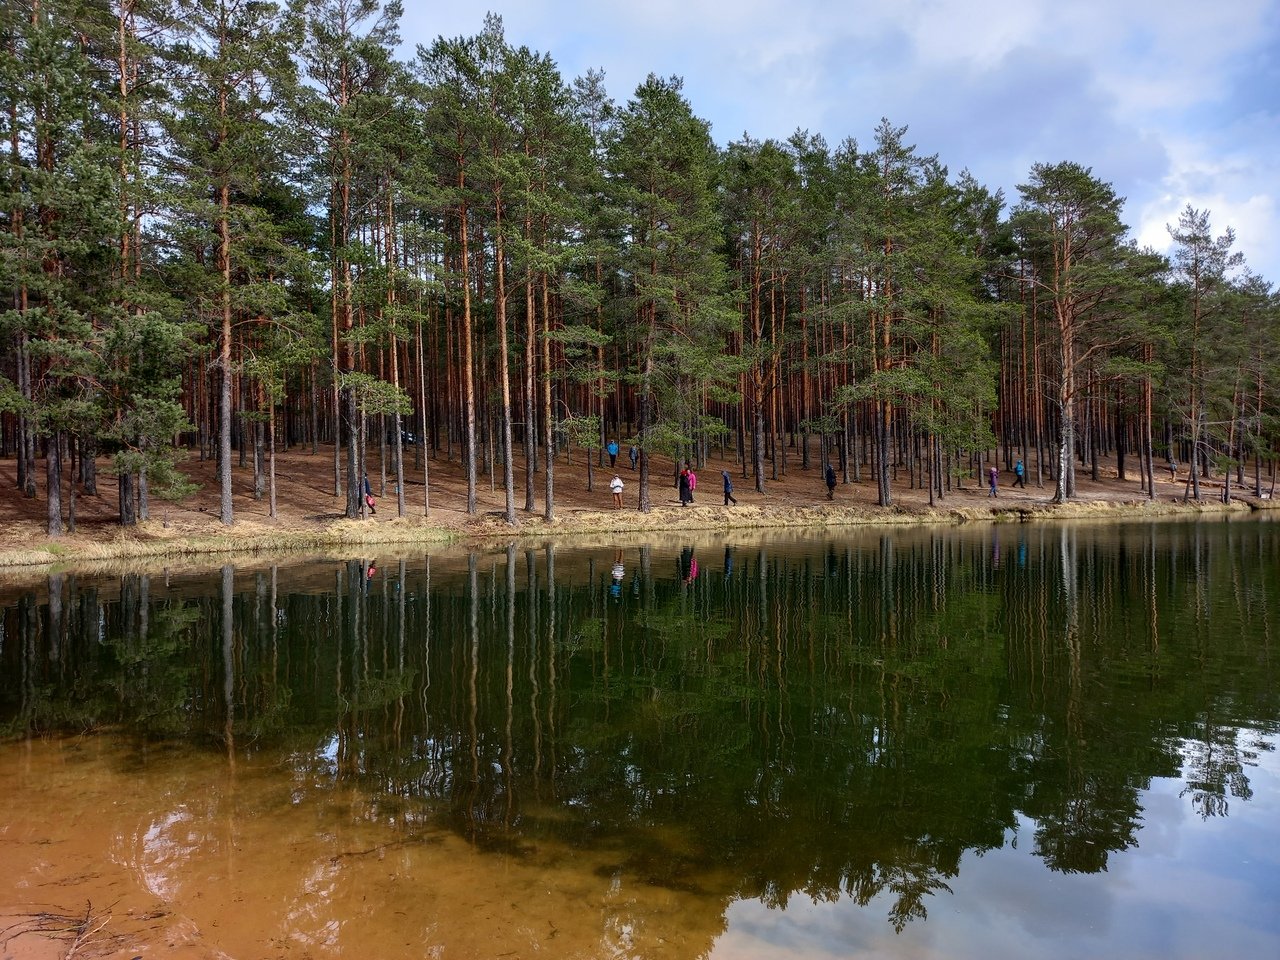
[2, 520, 1278, 959]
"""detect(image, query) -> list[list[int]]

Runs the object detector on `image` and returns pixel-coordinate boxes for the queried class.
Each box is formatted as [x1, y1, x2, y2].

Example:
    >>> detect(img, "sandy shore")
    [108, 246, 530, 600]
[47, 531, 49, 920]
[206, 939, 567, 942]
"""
[0, 448, 1273, 578]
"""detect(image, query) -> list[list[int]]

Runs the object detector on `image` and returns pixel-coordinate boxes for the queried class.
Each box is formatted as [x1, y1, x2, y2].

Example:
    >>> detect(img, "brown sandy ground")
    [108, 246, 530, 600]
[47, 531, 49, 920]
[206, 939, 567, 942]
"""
[0, 444, 1271, 576]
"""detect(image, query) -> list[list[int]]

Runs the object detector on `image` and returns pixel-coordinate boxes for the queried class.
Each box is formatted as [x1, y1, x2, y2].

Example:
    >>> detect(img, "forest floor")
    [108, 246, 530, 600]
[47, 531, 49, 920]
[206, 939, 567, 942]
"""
[0, 442, 1273, 574]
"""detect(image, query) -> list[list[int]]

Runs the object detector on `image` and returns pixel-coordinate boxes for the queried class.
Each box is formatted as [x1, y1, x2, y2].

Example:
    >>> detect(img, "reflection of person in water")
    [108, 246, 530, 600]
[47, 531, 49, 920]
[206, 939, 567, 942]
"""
[724, 546, 734, 580]
[679, 546, 699, 583]
[611, 550, 624, 600]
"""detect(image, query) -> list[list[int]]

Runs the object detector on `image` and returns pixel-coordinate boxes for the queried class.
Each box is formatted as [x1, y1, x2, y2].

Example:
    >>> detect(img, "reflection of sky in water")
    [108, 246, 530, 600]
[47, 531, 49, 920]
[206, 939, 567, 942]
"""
[713, 736, 1280, 960]
[138, 808, 196, 901]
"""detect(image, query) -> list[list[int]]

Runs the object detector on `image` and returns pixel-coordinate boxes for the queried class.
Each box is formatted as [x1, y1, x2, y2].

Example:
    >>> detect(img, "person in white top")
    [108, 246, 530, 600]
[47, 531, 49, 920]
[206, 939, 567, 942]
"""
[610, 474, 624, 509]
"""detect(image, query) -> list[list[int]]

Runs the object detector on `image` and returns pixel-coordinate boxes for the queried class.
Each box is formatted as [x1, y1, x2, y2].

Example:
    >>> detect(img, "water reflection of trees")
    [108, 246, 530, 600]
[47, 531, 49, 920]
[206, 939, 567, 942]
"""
[2, 522, 1278, 929]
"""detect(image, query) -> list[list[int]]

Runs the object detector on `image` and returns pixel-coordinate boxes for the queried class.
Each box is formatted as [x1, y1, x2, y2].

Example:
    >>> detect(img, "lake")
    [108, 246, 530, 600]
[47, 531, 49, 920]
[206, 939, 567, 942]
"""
[2, 518, 1278, 959]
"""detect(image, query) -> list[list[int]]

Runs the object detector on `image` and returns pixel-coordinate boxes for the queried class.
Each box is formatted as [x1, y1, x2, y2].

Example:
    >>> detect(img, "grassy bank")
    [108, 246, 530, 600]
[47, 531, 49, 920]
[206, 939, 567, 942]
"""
[0, 495, 1265, 577]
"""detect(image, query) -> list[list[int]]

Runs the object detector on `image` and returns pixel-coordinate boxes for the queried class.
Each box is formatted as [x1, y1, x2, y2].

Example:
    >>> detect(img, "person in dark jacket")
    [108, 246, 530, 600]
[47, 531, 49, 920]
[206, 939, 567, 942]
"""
[824, 462, 837, 500]
[722, 470, 737, 506]
[678, 463, 693, 506]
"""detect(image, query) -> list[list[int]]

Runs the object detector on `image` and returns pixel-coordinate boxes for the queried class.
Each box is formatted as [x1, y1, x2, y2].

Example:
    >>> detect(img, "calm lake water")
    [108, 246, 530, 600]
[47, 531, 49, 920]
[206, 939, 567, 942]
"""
[2, 519, 1278, 959]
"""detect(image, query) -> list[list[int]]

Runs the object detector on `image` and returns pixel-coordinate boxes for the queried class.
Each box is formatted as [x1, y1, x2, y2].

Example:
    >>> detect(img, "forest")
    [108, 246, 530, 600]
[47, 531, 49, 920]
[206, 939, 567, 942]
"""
[2, 0, 1277, 538]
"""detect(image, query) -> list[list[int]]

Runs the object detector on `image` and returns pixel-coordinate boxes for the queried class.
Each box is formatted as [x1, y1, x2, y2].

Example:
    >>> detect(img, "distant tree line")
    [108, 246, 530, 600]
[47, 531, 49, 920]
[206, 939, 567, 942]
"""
[2, 1, 1277, 536]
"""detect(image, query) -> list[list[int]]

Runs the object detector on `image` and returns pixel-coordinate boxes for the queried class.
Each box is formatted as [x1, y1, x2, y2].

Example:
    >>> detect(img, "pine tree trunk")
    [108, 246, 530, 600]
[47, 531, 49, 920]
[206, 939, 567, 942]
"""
[493, 195, 515, 525]
[541, 270, 554, 522]
[523, 268, 536, 512]
[253, 384, 265, 501]
[46, 433, 63, 537]
[416, 317, 430, 515]
[18, 334, 36, 497]
[459, 182, 477, 515]
[268, 393, 277, 519]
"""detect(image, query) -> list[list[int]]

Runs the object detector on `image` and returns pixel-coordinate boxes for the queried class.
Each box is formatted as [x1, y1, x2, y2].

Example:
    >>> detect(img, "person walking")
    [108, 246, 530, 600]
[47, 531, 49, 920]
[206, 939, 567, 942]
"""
[988, 464, 999, 498]
[610, 473, 624, 509]
[628, 445, 638, 470]
[363, 474, 376, 515]
[722, 470, 737, 506]
[607, 438, 619, 467]
[1014, 458, 1025, 488]
[678, 463, 693, 506]
[824, 462, 837, 501]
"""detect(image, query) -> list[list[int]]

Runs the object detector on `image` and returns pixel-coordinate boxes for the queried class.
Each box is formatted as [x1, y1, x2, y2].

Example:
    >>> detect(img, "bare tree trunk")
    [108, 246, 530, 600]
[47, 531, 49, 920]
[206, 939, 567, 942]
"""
[523, 268, 536, 512]
[494, 194, 516, 525]
[416, 317, 430, 515]
[46, 433, 63, 537]
[541, 270, 554, 522]
[268, 391, 277, 519]
[459, 182, 478, 515]
[17, 334, 36, 497]
[385, 184, 406, 519]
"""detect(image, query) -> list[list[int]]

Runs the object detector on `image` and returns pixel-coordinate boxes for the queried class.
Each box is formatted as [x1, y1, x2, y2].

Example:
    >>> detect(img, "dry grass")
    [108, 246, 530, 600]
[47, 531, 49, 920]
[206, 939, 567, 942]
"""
[0, 447, 1269, 578]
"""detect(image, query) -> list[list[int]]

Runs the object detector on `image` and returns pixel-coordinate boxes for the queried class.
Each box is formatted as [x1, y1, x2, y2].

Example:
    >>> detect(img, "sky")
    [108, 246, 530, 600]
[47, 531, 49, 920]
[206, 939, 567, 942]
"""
[397, 0, 1280, 284]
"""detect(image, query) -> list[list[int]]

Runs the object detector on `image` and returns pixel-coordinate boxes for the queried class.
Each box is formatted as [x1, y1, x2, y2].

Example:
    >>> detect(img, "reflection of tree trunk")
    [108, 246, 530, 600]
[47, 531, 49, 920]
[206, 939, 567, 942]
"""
[19, 593, 36, 722]
[221, 564, 235, 767]
[47, 573, 63, 661]
[336, 561, 361, 780]
[504, 543, 516, 826]
[880, 535, 896, 645]
[1059, 528, 1081, 746]
[140, 574, 150, 647]
[395, 560, 406, 744]
[468, 553, 479, 807]
[640, 545, 652, 606]
[423, 554, 432, 726]
[545, 543, 557, 791]
[758, 547, 768, 730]
[526, 548, 541, 792]
[1147, 538, 1159, 659]
[1192, 524, 1209, 634]
[269, 566, 278, 685]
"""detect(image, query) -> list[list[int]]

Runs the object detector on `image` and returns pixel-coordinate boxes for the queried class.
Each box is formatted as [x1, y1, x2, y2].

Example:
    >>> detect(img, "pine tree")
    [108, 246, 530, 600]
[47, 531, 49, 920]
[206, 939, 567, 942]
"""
[610, 75, 732, 512]
[416, 26, 483, 515]
[0, 0, 117, 536]
[723, 135, 800, 494]
[296, 0, 402, 518]
[77, 0, 196, 525]
[1167, 205, 1245, 500]
[167, 0, 299, 525]
[1013, 162, 1129, 502]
